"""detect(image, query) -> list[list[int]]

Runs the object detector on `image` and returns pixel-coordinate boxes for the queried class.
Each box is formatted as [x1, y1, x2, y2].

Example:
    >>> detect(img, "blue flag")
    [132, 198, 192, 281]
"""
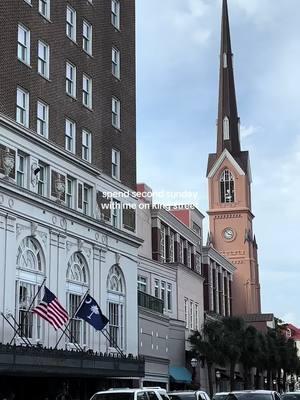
[75, 294, 109, 331]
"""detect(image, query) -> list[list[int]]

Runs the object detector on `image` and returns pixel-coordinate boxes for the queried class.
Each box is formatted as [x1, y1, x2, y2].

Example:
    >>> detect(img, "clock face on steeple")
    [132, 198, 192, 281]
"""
[223, 227, 235, 241]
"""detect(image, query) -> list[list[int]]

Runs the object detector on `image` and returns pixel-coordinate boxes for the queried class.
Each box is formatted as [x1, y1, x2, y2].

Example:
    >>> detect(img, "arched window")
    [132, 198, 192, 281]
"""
[16, 237, 45, 341]
[223, 116, 230, 140]
[107, 265, 126, 350]
[220, 169, 235, 203]
[66, 252, 89, 346]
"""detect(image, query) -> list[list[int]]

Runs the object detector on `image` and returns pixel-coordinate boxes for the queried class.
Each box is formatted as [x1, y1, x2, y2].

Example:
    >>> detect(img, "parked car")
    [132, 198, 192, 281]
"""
[212, 392, 229, 400]
[90, 388, 168, 400]
[224, 390, 281, 400]
[168, 390, 211, 400]
[281, 393, 300, 400]
[213, 393, 229, 400]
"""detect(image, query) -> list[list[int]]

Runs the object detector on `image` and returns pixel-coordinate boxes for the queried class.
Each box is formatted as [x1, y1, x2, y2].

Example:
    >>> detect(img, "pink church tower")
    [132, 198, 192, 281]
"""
[207, 0, 261, 315]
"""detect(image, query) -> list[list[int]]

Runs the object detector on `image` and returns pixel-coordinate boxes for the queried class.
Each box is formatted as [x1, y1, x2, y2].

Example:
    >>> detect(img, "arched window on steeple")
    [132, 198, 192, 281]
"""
[223, 52, 228, 68]
[220, 169, 235, 203]
[223, 116, 230, 140]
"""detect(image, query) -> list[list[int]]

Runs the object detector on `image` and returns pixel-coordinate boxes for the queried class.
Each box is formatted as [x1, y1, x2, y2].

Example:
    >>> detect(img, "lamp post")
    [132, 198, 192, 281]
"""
[264, 377, 268, 390]
[191, 358, 198, 386]
[273, 379, 277, 391]
[216, 370, 221, 393]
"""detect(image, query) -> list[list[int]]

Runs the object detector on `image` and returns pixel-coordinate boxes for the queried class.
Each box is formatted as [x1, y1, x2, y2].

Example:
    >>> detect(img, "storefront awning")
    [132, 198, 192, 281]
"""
[169, 366, 192, 384]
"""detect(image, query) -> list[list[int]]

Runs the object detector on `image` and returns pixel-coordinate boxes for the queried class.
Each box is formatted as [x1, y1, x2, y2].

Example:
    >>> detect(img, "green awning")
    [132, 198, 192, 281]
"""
[169, 366, 192, 384]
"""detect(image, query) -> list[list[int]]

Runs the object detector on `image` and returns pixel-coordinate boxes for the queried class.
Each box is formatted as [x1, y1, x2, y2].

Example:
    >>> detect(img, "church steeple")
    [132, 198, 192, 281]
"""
[217, 0, 241, 156]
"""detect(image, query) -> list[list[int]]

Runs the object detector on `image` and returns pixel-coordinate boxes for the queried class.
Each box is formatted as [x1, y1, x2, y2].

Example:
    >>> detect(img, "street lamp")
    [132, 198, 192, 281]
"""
[191, 358, 198, 385]
[264, 377, 268, 390]
[216, 370, 221, 393]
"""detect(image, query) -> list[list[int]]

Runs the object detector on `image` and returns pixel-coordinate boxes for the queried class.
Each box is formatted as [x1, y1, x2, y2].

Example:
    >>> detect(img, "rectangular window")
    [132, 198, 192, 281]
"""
[83, 185, 91, 216]
[111, 149, 120, 180]
[37, 162, 47, 196]
[66, 176, 75, 208]
[18, 24, 30, 65]
[161, 281, 166, 309]
[184, 298, 189, 329]
[122, 207, 136, 232]
[65, 119, 76, 153]
[112, 97, 120, 129]
[18, 282, 42, 340]
[190, 301, 194, 330]
[78, 182, 83, 209]
[112, 200, 121, 228]
[16, 87, 29, 127]
[108, 302, 124, 349]
[188, 245, 192, 268]
[66, 5, 76, 41]
[16, 152, 26, 187]
[160, 225, 166, 262]
[195, 303, 199, 331]
[38, 41, 49, 79]
[82, 74, 92, 108]
[112, 47, 120, 79]
[111, 0, 120, 29]
[169, 231, 175, 262]
[68, 293, 85, 344]
[37, 101, 49, 137]
[66, 62, 76, 97]
[39, 0, 50, 19]
[82, 130, 91, 162]
[180, 238, 185, 264]
[137, 276, 147, 293]
[154, 279, 159, 298]
[167, 283, 172, 311]
[82, 20, 92, 55]
[96, 191, 111, 222]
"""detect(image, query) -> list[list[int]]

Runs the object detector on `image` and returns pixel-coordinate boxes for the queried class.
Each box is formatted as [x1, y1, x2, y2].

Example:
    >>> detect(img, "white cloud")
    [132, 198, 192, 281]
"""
[240, 125, 261, 139]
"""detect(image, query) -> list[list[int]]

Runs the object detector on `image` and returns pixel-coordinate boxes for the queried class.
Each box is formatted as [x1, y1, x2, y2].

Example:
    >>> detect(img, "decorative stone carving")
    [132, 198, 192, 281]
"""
[31, 222, 38, 237]
[115, 253, 121, 265]
[8, 198, 14, 208]
[31, 162, 39, 187]
[2, 148, 15, 180]
[78, 239, 84, 253]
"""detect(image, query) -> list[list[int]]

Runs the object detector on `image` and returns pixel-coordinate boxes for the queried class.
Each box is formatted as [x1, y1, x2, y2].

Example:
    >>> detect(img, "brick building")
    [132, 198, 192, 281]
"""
[0, 0, 136, 188]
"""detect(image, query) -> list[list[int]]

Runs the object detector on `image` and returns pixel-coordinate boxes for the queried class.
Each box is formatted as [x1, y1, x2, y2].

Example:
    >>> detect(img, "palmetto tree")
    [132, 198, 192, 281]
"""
[221, 316, 245, 391]
[189, 320, 225, 398]
[240, 325, 261, 389]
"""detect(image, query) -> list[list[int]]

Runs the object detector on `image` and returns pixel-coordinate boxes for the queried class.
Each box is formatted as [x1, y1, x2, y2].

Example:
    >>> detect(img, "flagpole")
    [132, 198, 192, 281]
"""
[54, 289, 89, 350]
[59, 326, 84, 352]
[1, 313, 32, 347]
[101, 328, 124, 357]
[10, 277, 46, 345]
[7, 313, 33, 347]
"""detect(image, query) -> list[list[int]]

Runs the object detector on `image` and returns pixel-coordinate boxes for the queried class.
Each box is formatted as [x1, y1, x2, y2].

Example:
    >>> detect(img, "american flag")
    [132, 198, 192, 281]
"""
[33, 286, 69, 330]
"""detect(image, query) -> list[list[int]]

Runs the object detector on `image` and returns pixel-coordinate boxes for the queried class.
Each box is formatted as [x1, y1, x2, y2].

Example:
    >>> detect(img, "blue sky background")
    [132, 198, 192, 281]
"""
[136, 0, 300, 325]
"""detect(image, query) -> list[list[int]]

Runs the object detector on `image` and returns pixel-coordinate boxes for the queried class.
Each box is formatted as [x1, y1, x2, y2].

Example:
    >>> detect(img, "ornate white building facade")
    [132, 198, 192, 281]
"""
[0, 114, 144, 398]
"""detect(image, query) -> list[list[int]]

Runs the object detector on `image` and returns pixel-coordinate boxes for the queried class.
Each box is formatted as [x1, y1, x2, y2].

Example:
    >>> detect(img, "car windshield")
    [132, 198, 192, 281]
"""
[281, 395, 300, 400]
[226, 394, 273, 400]
[91, 394, 134, 400]
[169, 394, 196, 400]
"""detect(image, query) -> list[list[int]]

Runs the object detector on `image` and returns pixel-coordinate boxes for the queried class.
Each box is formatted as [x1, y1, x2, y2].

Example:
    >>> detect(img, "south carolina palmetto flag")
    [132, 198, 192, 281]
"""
[75, 294, 109, 331]
[33, 287, 69, 330]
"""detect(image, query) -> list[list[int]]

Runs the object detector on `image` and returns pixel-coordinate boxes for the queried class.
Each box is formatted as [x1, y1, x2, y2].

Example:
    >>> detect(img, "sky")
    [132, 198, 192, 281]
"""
[136, 0, 300, 326]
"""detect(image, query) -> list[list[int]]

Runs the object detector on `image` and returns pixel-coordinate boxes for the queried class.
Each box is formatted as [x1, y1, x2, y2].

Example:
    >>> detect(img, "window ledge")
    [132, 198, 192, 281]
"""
[38, 73, 51, 82]
[82, 49, 93, 58]
[39, 13, 52, 23]
[66, 93, 77, 101]
[18, 59, 32, 69]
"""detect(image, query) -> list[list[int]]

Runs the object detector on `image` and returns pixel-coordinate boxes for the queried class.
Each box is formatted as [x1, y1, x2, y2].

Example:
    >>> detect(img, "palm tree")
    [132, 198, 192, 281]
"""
[189, 319, 225, 398]
[240, 325, 260, 389]
[221, 316, 245, 391]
